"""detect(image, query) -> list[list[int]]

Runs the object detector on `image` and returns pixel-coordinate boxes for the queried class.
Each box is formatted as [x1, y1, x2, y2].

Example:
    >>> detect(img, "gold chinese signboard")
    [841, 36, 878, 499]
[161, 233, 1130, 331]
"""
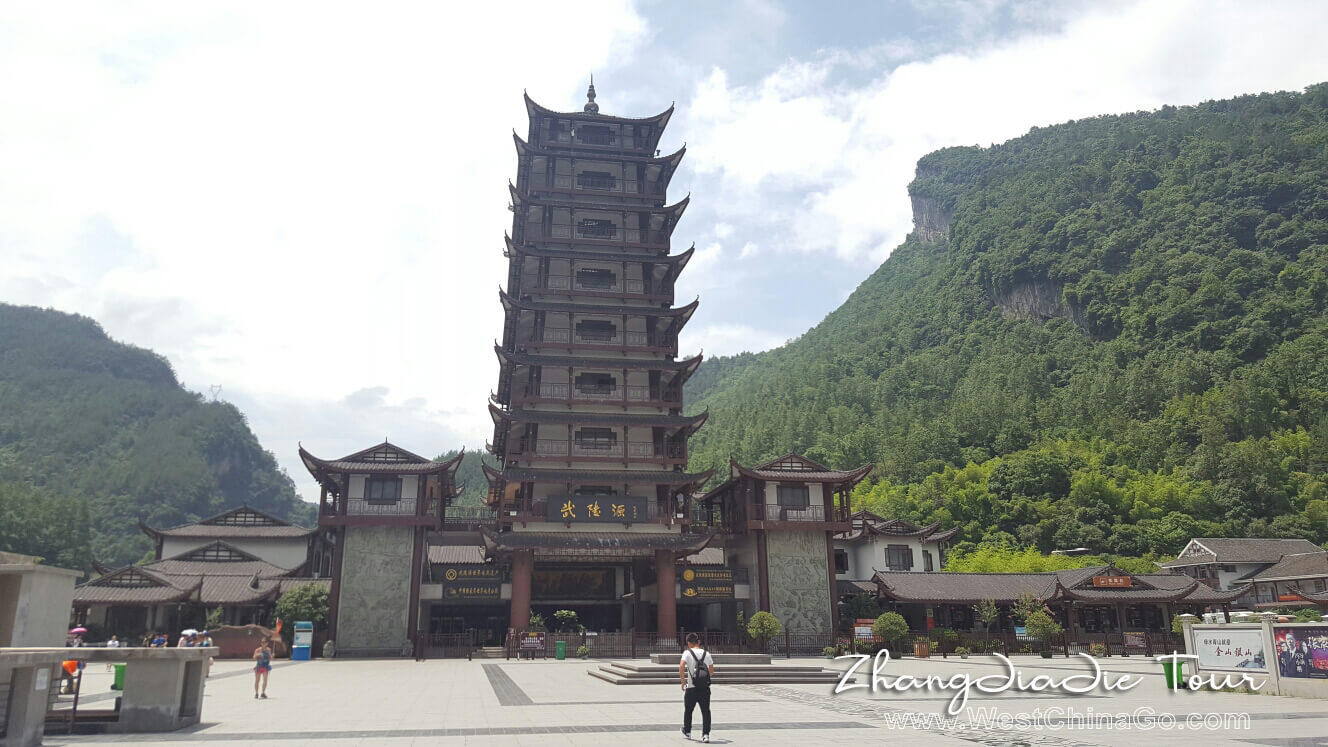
[680, 567, 734, 600]
[546, 495, 648, 523]
[439, 564, 501, 599]
[1092, 575, 1131, 588]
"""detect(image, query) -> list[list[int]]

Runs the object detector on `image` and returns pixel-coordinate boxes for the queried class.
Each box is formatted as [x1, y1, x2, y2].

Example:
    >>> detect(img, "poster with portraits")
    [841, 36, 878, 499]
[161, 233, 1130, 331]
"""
[1273, 626, 1328, 679]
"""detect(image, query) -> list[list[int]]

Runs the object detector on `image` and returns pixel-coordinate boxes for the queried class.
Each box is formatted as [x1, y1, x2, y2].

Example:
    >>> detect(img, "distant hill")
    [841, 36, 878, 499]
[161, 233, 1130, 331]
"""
[0, 304, 314, 568]
[685, 84, 1328, 557]
[436, 448, 497, 507]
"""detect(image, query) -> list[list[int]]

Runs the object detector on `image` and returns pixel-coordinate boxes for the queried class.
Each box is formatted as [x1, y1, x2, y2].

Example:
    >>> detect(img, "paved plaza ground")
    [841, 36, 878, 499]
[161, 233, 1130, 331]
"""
[44, 653, 1328, 746]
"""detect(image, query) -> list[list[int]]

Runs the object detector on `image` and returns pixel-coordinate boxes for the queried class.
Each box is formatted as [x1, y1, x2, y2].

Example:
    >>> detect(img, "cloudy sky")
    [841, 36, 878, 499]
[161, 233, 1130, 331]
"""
[3, 1, 1327, 501]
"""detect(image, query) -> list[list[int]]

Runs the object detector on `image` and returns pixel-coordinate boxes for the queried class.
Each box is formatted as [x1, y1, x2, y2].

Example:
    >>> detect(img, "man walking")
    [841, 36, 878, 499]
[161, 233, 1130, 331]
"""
[679, 633, 715, 742]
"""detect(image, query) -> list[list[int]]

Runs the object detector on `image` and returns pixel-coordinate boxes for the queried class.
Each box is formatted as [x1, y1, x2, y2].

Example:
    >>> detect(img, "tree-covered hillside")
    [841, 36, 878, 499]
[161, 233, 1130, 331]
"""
[685, 84, 1328, 558]
[437, 448, 498, 507]
[0, 304, 315, 568]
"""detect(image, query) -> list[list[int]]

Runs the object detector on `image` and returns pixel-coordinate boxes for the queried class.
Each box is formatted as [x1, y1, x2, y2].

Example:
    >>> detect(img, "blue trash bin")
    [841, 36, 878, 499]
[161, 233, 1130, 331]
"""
[292, 621, 313, 661]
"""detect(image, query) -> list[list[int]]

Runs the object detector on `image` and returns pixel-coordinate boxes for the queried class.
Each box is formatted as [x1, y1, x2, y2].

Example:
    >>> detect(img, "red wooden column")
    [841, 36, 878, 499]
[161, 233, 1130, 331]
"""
[655, 549, 677, 637]
[509, 549, 534, 631]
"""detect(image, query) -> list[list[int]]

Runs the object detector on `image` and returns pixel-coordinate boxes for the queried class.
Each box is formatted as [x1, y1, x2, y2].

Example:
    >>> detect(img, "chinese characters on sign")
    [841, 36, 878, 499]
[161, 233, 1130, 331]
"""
[546, 495, 647, 523]
[1196, 629, 1268, 672]
[1274, 626, 1328, 679]
[679, 567, 734, 599]
[1091, 575, 1132, 588]
[519, 632, 546, 651]
[439, 564, 501, 599]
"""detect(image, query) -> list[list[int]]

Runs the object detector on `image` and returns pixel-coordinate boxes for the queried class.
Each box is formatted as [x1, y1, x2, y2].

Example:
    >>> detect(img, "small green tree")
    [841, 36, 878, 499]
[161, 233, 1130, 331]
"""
[973, 598, 999, 648]
[1010, 592, 1042, 624]
[1023, 610, 1063, 654]
[526, 612, 547, 632]
[274, 584, 329, 630]
[553, 609, 579, 632]
[205, 605, 225, 631]
[747, 611, 782, 650]
[1170, 614, 1187, 634]
[872, 612, 909, 652]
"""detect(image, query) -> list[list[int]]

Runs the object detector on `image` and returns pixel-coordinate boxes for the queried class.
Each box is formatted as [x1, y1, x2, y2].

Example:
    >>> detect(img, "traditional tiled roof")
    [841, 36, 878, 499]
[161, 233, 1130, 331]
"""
[277, 578, 331, 595]
[140, 506, 315, 541]
[1249, 551, 1328, 582]
[428, 545, 486, 564]
[504, 235, 694, 267]
[1160, 538, 1323, 566]
[837, 579, 877, 596]
[872, 566, 1246, 605]
[681, 547, 724, 566]
[524, 91, 675, 128]
[299, 442, 464, 478]
[74, 541, 313, 607]
[509, 184, 690, 220]
[513, 133, 686, 166]
[837, 513, 959, 543]
[499, 290, 700, 320]
[730, 454, 873, 485]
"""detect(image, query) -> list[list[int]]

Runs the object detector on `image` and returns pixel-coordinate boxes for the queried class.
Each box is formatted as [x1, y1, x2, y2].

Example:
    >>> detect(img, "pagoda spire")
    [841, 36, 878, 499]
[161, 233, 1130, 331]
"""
[584, 75, 599, 114]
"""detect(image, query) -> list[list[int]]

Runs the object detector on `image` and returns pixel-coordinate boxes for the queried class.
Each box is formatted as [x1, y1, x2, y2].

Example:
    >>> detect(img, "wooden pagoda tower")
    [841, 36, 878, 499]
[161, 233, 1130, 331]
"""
[485, 81, 713, 636]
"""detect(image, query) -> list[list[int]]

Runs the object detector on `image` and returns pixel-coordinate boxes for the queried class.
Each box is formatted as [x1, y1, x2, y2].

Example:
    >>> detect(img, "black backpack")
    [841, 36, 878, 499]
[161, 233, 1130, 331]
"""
[687, 649, 711, 686]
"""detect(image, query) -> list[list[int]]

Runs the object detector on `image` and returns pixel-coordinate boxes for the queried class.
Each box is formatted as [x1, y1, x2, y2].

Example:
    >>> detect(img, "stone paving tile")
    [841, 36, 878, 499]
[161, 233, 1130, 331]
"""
[45, 655, 1328, 747]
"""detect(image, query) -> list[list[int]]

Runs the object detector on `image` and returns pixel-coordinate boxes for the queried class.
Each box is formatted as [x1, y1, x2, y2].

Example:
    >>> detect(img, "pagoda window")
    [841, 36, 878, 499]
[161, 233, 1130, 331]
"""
[575, 267, 617, 290]
[776, 484, 809, 508]
[923, 550, 934, 572]
[885, 545, 914, 572]
[365, 477, 402, 503]
[575, 319, 617, 342]
[576, 218, 617, 239]
[576, 124, 615, 146]
[574, 428, 617, 450]
[574, 372, 616, 395]
[577, 170, 617, 191]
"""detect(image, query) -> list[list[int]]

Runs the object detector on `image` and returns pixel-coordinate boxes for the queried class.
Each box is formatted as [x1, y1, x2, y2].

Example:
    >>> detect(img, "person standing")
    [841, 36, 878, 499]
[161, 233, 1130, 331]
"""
[678, 633, 715, 742]
[105, 635, 120, 671]
[253, 637, 273, 699]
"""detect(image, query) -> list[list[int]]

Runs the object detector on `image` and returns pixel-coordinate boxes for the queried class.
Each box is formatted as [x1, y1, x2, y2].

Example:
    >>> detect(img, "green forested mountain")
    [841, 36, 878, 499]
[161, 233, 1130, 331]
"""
[685, 84, 1328, 559]
[0, 304, 315, 568]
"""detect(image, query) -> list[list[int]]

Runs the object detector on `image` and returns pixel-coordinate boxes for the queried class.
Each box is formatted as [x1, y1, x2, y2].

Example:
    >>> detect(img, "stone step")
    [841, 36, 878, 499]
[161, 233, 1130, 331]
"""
[648, 653, 772, 665]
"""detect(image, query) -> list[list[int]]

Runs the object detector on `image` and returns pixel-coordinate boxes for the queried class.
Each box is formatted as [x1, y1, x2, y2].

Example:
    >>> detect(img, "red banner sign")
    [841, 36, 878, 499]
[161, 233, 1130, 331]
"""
[1092, 575, 1132, 588]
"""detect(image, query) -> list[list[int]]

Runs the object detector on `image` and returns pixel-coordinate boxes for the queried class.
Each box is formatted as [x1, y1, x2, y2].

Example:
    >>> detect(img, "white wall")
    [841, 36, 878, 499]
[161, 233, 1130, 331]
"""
[160, 537, 310, 571]
[835, 535, 946, 579]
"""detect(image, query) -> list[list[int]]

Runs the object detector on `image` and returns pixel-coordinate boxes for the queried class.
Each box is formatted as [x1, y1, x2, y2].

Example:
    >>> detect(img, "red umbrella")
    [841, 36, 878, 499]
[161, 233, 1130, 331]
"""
[69, 627, 88, 634]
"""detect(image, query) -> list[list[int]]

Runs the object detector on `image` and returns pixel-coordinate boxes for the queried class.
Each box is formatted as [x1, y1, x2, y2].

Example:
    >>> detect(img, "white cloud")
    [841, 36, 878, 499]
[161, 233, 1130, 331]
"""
[681, 0, 1328, 263]
[738, 241, 759, 260]
[683, 323, 787, 358]
[0, 1, 647, 500]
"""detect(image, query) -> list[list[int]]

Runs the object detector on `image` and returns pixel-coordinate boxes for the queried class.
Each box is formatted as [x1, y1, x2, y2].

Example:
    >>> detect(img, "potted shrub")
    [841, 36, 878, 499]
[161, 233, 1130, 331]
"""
[576, 644, 590, 659]
[1024, 610, 1063, 659]
[747, 611, 783, 653]
[872, 612, 909, 658]
[823, 645, 838, 659]
[955, 646, 971, 659]
[1090, 643, 1107, 658]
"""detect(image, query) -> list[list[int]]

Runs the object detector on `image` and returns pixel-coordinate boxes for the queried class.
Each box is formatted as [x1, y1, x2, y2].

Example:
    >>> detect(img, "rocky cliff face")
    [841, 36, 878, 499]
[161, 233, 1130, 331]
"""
[910, 194, 954, 242]
[992, 278, 1089, 332]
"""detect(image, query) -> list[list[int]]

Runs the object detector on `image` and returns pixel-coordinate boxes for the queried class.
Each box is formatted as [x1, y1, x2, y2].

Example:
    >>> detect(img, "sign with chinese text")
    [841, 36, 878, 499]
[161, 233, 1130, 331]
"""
[1274, 626, 1328, 679]
[1092, 575, 1132, 588]
[439, 564, 502, 599]
[443, 582, 501, 600]
[1195, 628, 1267, 672]
[518, 632, 546, 651]
[854, 618, 877, 641]
[547, 495, 649, 523]
[680, 568, 733, 600]
[1278, 593, 1305, 602]
[1123, 632, 1147, 650]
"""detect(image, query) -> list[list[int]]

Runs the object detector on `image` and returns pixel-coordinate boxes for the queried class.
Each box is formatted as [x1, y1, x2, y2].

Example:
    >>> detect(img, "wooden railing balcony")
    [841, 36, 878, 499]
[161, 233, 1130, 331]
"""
[346, 498, 418, 516]
[510, 383, 682, 408]
[543, 224, 671, 248]
[748, 504, 849, 526]
[531, 174, 665, 196]
[535, 275, 653, 297]
[508, 439, 687, 462]
[527, 329, 677, 353]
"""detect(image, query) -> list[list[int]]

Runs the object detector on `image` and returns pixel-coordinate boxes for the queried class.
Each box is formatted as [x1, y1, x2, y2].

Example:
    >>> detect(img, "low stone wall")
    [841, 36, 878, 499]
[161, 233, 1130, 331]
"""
[0, 647, 213, 747]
